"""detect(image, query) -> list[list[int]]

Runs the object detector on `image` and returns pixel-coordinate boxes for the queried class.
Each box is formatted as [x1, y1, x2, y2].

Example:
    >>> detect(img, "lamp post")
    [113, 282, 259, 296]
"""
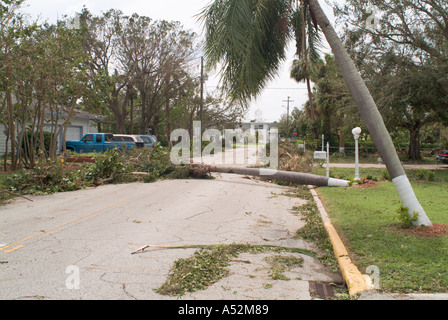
[352, 127, 362, 181]
[200, 56, 204, 148]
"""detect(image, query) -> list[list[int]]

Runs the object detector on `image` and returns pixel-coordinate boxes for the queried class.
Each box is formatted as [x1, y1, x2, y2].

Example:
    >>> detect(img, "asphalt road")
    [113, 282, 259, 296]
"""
[0, 173, 341, 300]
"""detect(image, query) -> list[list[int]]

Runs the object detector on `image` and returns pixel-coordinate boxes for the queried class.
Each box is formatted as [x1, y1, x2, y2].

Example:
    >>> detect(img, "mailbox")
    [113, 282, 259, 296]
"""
[313, 151, 327, 159]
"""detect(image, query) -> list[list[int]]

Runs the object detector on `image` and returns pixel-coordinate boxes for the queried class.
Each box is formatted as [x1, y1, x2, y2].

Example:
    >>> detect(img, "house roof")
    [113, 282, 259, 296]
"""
[11, 96, 104, 121]
[44, 108, 104, 121]
[240, 122, 272, 126]
[72, 109, 105, 121]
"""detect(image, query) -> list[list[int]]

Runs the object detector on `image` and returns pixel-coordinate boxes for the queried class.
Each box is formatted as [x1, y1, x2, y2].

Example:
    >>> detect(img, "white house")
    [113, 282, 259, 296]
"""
[238, 122, 272, 143]
[0, 109, 102, 155]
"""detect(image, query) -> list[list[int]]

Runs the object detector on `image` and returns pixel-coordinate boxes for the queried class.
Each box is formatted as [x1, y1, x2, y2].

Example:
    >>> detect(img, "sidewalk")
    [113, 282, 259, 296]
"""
[322, 163, 448, 170]
[359, 291, 448, 300]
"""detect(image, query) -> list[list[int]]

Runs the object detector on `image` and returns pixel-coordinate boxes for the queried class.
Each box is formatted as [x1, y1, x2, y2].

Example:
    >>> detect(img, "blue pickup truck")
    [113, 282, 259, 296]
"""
[65, 133, 144, 153]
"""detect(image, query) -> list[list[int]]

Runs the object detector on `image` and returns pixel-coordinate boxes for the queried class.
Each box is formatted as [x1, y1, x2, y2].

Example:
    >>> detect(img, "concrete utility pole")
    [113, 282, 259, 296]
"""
[282, 96, 294, 140]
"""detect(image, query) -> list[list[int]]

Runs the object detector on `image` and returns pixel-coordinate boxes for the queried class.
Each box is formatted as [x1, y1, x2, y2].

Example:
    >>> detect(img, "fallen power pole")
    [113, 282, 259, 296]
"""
[189, 165, 349, 187]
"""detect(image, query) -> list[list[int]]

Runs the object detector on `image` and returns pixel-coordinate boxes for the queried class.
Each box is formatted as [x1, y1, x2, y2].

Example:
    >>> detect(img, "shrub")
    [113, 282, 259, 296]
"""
[132, 145, 174, 177]
[7, 160, 86, 194]
[415, 168, 427, 180]
[84, 149, 128, 182]
[395, 205, 419, 229]
[3, 144, 204, 201]
[381, 169, 391, 181]
[440, 136, 448, 149]
[21, 131, 51, 156]
[275, 141, 314, 173]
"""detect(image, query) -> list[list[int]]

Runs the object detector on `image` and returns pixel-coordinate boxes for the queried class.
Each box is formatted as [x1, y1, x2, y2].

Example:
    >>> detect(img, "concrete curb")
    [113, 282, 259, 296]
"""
[308, 185, 373, 296]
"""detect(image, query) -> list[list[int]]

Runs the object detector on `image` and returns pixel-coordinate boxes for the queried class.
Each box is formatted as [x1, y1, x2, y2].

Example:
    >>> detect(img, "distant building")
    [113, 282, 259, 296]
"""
[0, 109, 103, 155]
[237, 122, 272, 143]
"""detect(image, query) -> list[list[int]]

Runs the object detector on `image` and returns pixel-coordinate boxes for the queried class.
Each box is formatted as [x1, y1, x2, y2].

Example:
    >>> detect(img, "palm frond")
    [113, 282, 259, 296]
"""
[290, 1, 323, 83]
[291, 1, 323, 62]
[291, 3, 305, 58]
[199, 0, 294, 104]
[306, 11, 323, 63]
[290, 58, 308, 82]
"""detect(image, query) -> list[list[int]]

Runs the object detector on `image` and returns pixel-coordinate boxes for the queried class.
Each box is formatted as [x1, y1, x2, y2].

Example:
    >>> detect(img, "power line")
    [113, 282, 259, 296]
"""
[205, 86, 307, 90]
[264, 87, 308, 90]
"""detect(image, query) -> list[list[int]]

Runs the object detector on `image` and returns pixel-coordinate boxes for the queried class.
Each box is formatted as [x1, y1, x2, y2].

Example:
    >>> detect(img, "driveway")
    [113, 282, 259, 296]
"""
[0, 173, 341, 300]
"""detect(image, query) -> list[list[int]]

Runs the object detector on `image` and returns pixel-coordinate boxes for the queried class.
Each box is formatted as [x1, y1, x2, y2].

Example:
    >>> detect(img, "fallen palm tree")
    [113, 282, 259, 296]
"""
[188, 164, 349, 187]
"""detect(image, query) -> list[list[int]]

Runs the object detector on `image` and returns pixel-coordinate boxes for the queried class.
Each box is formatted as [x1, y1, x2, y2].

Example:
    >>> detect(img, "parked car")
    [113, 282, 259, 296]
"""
[112, 134, 145, 149]
[65, 133, 116, 153]
[436, 150, 448, 164]
[65, 133, 145, 153]
[138, 135, 156, 148]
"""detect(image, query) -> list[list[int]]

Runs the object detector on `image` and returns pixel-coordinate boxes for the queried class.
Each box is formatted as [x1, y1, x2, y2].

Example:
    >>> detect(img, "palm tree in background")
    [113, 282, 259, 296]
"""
[290, 1, 322, 131]
[199, 0, 432, 226]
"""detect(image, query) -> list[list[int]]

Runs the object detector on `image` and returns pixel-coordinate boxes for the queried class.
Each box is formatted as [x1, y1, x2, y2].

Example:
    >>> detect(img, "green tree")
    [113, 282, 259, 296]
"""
[82, 10, 201, 138]
[334, 0, 448, 159]
[313, 54, 357, 152]
[82, 9, 130, 134]
[0, 4, 107, 167]
[368, 53, 443, 160]
[0, 0, 26, 170]
[334, 0, 448, 124]
[290, 1, 323, 130]
[277, 106, 310, 139]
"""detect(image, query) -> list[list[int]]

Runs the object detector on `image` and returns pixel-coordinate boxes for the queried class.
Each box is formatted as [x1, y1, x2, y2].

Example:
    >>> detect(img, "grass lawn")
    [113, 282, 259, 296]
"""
[316, 168, 448, 293]
[328, 153, 439, 165]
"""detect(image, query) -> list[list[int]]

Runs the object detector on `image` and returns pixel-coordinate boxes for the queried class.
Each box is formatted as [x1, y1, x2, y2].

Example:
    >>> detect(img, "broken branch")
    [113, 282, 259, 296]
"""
[0, 190, 34, 202]
[131, 244, 192, 254]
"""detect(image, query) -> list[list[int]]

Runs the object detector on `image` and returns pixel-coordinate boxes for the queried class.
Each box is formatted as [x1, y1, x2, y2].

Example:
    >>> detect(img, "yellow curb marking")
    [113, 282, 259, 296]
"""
[308, 186, 371, 296]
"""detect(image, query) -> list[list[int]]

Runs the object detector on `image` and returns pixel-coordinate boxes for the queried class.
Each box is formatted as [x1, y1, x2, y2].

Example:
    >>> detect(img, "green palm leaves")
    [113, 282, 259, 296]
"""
[200, 0, 323, 107]
[199, 0, 293, 104]
[290, 1, 323, 125]
[291, 1, 322, 70]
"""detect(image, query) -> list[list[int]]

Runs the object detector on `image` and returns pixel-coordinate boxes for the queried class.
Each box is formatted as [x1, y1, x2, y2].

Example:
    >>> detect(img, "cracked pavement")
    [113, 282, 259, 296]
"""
[0, 172, 342, 300]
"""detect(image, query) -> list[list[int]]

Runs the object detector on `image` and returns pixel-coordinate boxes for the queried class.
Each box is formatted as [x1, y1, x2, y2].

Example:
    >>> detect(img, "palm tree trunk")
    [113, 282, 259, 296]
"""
[306, 0, 432, 226]
[302, 4, 316, 135]
[306, 77, 315, 121]
[302, 5, 315, 123]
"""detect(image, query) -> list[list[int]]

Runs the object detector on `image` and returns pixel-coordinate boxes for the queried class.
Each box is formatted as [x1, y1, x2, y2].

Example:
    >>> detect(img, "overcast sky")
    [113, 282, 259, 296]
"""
[21, 0, 338, 123]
